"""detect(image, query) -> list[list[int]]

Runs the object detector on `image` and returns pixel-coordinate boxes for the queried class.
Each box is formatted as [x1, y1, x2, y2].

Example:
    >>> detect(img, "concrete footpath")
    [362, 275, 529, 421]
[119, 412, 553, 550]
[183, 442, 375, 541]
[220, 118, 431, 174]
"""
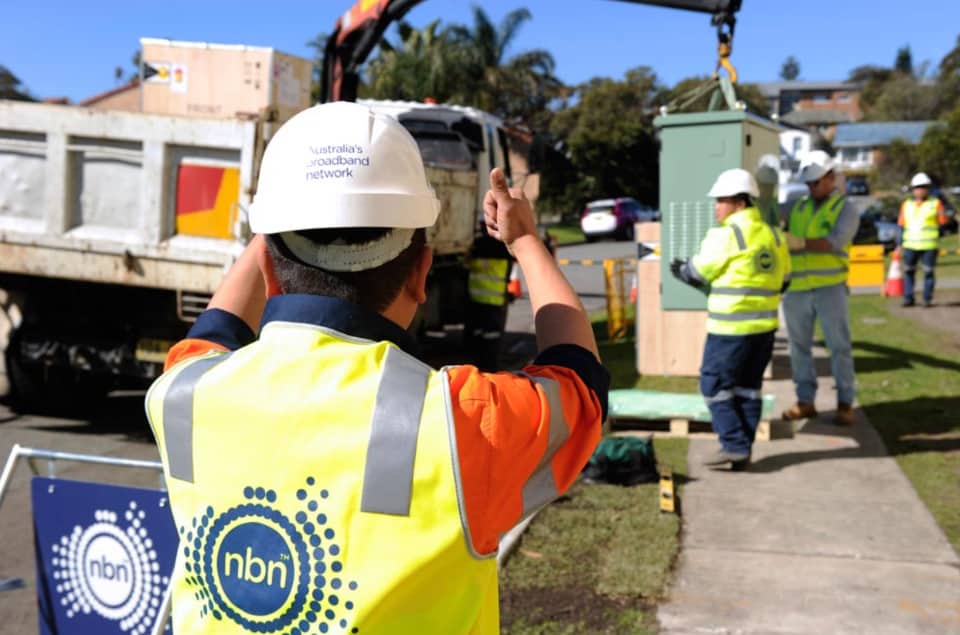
[658, 335, 960, 634]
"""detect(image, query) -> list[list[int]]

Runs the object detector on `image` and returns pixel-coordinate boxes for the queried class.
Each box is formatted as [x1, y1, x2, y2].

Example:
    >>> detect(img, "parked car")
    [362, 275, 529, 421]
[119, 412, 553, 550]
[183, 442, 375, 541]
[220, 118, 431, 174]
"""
[845, 175, 870, 196]
[856, 206, 899, 252]
[580, 197, 659, 242]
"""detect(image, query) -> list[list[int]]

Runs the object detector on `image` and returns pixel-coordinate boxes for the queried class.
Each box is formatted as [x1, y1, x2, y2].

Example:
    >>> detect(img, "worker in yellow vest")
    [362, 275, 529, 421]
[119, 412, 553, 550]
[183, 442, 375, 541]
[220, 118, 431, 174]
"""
[671, 168, 790, 470]
[464, 228, 513, 370]
[144, 102, 608, 634]
[781, 151, 859, 426]
[898, 172, 949, 307]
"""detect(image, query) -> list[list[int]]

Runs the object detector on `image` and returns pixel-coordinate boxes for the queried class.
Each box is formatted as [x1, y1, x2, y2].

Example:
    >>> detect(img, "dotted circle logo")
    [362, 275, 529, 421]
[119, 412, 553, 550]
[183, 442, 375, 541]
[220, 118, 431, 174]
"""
[755, 248, 775, 272]
[183, 478, 360, 634]
[51, 502, 170, 634]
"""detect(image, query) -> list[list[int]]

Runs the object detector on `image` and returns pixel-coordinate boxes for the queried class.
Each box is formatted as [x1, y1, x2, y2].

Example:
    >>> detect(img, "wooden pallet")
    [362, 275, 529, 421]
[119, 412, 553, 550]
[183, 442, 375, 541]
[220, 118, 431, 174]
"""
[607, 416, 794, 441]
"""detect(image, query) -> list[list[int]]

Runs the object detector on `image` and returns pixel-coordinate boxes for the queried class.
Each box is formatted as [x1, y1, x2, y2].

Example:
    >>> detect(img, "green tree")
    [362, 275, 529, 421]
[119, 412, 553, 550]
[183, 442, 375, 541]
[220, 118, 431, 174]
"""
[363, 20, 464, 103]
[541, 67, 662, 214]
[864, 74, 940, 121]
[306, 32, 329, 102]
[894, 45, 914, 76]
[0, 65, 33, 101]
[874, 138, 918, 191]
[446, 6, 562, 122]
[780, 56, 800, 81]
[916, 106, 960, 185]
[655, 75, 770, 117]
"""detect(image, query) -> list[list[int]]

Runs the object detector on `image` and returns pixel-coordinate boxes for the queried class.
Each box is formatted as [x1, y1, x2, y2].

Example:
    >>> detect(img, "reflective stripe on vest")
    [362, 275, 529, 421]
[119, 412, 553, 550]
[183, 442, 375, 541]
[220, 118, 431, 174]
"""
[360, 347, 429, 516]
[703, 208, 788, 336]
[788, 194, 849, 291]
[902, 198, 940, 251]
[161, 353, 231, 482]
[468, 258, 509, 306]
[146, 327, 500, 633]
[518, 375, 568, 522]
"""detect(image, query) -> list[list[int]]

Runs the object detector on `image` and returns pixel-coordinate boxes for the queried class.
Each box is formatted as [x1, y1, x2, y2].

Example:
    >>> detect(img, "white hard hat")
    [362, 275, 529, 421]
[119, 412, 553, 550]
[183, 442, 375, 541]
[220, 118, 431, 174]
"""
[707, 168, 760, 198]
[910, 172, 932, 188]
[799, 150, 835, 183]
[249, 101, 440, 235]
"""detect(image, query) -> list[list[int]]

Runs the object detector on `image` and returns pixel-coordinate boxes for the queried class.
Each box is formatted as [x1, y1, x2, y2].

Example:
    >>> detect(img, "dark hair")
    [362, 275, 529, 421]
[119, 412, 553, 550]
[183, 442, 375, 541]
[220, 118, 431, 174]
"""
[266, 228, 427, 312]
[734, 193, 753, 207]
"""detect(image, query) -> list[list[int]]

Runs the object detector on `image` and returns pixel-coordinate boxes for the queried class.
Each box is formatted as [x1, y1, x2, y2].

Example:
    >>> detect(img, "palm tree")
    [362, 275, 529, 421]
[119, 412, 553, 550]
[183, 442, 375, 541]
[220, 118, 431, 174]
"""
[446, 6, 562, 122]
[364, 19, 465, 102]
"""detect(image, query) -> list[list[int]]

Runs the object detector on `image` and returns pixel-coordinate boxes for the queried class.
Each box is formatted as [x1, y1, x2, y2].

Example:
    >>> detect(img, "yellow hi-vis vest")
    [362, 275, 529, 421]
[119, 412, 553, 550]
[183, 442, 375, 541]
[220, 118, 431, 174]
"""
[901, 198, 940, 251]
[788, 193, 849, 291]
[468, 258, 509, 306]
[691, 207, 790, 336]
[146, 325, 498, 634]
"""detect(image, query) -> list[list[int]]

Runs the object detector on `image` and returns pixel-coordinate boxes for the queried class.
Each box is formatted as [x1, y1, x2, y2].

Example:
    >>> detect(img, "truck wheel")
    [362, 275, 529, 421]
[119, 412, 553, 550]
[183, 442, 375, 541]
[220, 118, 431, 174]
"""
[4, 329, 110, 414]
[4, 329, 44, 408]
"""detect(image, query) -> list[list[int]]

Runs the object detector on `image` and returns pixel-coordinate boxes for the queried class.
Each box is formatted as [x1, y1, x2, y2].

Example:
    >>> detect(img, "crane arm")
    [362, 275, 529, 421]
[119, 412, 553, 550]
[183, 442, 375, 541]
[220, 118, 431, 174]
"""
[322, 0, 743, 102]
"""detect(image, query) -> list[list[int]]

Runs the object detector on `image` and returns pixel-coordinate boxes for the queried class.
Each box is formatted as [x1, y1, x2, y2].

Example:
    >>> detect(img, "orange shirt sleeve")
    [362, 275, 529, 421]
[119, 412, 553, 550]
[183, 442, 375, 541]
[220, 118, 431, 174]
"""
[163, 339, 228, 371]
[898, 201, 906, 227]
[936, 199, 948, 225]
[446, 364, 603, 554]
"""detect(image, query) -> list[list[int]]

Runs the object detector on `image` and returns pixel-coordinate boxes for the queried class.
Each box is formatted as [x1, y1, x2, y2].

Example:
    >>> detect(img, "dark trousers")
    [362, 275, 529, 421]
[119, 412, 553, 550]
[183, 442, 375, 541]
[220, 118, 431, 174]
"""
[463, 302, 507, 371]
[700, 331, 775, 454]
[902, 248, 938, 304]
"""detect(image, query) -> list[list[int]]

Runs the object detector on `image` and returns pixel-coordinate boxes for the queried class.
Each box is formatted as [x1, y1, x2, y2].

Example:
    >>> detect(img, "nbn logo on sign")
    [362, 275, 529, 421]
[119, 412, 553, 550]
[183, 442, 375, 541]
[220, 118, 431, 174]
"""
[87, 555, 131, 583]
[217, 522, 294, 616]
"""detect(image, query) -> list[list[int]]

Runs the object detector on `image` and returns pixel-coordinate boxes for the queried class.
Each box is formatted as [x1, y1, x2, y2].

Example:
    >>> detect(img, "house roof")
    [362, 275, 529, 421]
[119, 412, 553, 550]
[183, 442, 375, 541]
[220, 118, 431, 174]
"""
[757, 81, 861, 98]
[79, 79, 140, 106]
[780, 109, 854, 126]
[833, 121, 937, 147]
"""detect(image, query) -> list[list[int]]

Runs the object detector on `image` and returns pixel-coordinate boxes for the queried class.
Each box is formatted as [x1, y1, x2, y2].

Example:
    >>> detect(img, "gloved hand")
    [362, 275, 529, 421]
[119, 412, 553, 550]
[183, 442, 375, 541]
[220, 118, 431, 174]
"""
[785, 233, 805, 251]
[669, 258, 685, 280]
[670, 258, 705, 290]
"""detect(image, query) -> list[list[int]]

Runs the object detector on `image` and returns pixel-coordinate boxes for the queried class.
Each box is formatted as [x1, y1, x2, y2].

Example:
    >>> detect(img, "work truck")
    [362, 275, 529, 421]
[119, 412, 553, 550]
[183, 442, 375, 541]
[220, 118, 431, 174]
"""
[0, 95, 512, 406]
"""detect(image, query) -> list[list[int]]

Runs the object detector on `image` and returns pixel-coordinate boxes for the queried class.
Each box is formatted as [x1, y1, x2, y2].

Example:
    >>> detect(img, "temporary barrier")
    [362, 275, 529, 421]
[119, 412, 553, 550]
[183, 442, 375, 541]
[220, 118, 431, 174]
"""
[848, 244, 885, 289]
[0, 445, 174, 635]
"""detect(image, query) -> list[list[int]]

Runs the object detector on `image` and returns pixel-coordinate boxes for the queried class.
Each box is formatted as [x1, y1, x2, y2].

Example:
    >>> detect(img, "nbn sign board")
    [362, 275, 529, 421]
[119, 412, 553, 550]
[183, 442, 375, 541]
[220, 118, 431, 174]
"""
[31, 477, 177, 634]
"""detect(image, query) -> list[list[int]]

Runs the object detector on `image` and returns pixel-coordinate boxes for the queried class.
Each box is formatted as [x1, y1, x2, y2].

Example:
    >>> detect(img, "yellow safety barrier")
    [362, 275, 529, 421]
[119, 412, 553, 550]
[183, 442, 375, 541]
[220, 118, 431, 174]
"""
[602, 258, 635, 340]
[848, 244, 885, 288]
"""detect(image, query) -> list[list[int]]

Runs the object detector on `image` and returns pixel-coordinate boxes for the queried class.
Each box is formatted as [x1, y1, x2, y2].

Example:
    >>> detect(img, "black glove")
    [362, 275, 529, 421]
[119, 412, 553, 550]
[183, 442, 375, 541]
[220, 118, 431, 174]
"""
[669, 258, 685, 280]
[670, 258, 705, 290]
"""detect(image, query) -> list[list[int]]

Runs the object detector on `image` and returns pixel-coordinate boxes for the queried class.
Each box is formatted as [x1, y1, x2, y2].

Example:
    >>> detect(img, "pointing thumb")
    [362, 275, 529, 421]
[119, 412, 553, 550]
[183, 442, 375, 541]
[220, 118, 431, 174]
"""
[489, 168, 510, 199]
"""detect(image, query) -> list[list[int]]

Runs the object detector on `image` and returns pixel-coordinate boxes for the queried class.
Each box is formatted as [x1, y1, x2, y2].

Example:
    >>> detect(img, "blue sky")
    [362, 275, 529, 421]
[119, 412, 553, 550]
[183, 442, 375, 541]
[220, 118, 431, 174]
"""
[3, 0, 958, 102]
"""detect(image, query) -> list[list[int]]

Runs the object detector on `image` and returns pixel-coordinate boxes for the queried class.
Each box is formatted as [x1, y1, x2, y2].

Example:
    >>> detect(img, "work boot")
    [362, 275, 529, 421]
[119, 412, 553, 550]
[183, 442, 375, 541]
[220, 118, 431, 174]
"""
[902, 298, 915, 308]
[782, 402, 817, 421]
[834, 403, 856, 426]
[703, 448, 751, 471]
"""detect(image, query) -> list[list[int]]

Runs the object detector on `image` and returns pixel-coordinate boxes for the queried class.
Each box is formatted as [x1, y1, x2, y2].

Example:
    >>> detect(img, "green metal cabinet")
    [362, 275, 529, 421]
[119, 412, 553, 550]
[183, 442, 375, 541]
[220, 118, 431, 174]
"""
[655, 111, 780, 310]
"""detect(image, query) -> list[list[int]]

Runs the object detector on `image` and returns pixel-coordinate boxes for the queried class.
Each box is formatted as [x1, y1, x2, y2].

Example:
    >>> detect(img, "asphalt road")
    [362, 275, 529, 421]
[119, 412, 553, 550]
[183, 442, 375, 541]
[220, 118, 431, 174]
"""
[0, 234, 633, 631]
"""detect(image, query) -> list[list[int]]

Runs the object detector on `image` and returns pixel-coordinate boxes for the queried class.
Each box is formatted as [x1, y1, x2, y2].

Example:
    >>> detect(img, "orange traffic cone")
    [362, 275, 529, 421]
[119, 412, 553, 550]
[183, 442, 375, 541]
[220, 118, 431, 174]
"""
[629, 273, 638, 304]
[884, 249, 904, 297]
[507, 263, 523, 299]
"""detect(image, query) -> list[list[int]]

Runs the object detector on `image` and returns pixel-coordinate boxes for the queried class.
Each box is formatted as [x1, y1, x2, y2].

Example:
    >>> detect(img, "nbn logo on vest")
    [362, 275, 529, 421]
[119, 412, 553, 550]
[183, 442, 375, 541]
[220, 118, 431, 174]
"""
[30, 477, 176, 635]
[216, 520, 296, 615]
[182, 481, 361, 633]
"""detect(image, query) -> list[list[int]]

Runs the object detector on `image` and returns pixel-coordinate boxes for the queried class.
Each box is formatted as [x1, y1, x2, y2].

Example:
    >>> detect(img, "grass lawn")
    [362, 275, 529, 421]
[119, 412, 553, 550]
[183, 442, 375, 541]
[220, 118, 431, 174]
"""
[499, 330, 689, 634]
[846, 293, 960, 552]
[546, 224, 585, 246]
[937, 233, 960, 279]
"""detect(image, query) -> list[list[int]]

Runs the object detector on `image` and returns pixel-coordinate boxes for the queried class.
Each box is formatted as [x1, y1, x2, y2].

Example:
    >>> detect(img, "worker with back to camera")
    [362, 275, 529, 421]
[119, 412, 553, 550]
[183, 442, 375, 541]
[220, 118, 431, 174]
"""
[144, 101, 608, 634]
[898, 171, 949, 308]
[670, 168, 790, 470]
[780, 150, 858, 427]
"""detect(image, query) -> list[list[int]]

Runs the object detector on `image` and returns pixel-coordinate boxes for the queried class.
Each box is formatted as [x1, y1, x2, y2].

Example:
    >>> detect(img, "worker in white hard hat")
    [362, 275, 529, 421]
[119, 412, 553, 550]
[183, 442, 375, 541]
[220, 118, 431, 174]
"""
[898, 172, 949, 307]
[670, 168, 790, 470]
[780, 150, 859, 426]
[144, 102, 607, 634]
